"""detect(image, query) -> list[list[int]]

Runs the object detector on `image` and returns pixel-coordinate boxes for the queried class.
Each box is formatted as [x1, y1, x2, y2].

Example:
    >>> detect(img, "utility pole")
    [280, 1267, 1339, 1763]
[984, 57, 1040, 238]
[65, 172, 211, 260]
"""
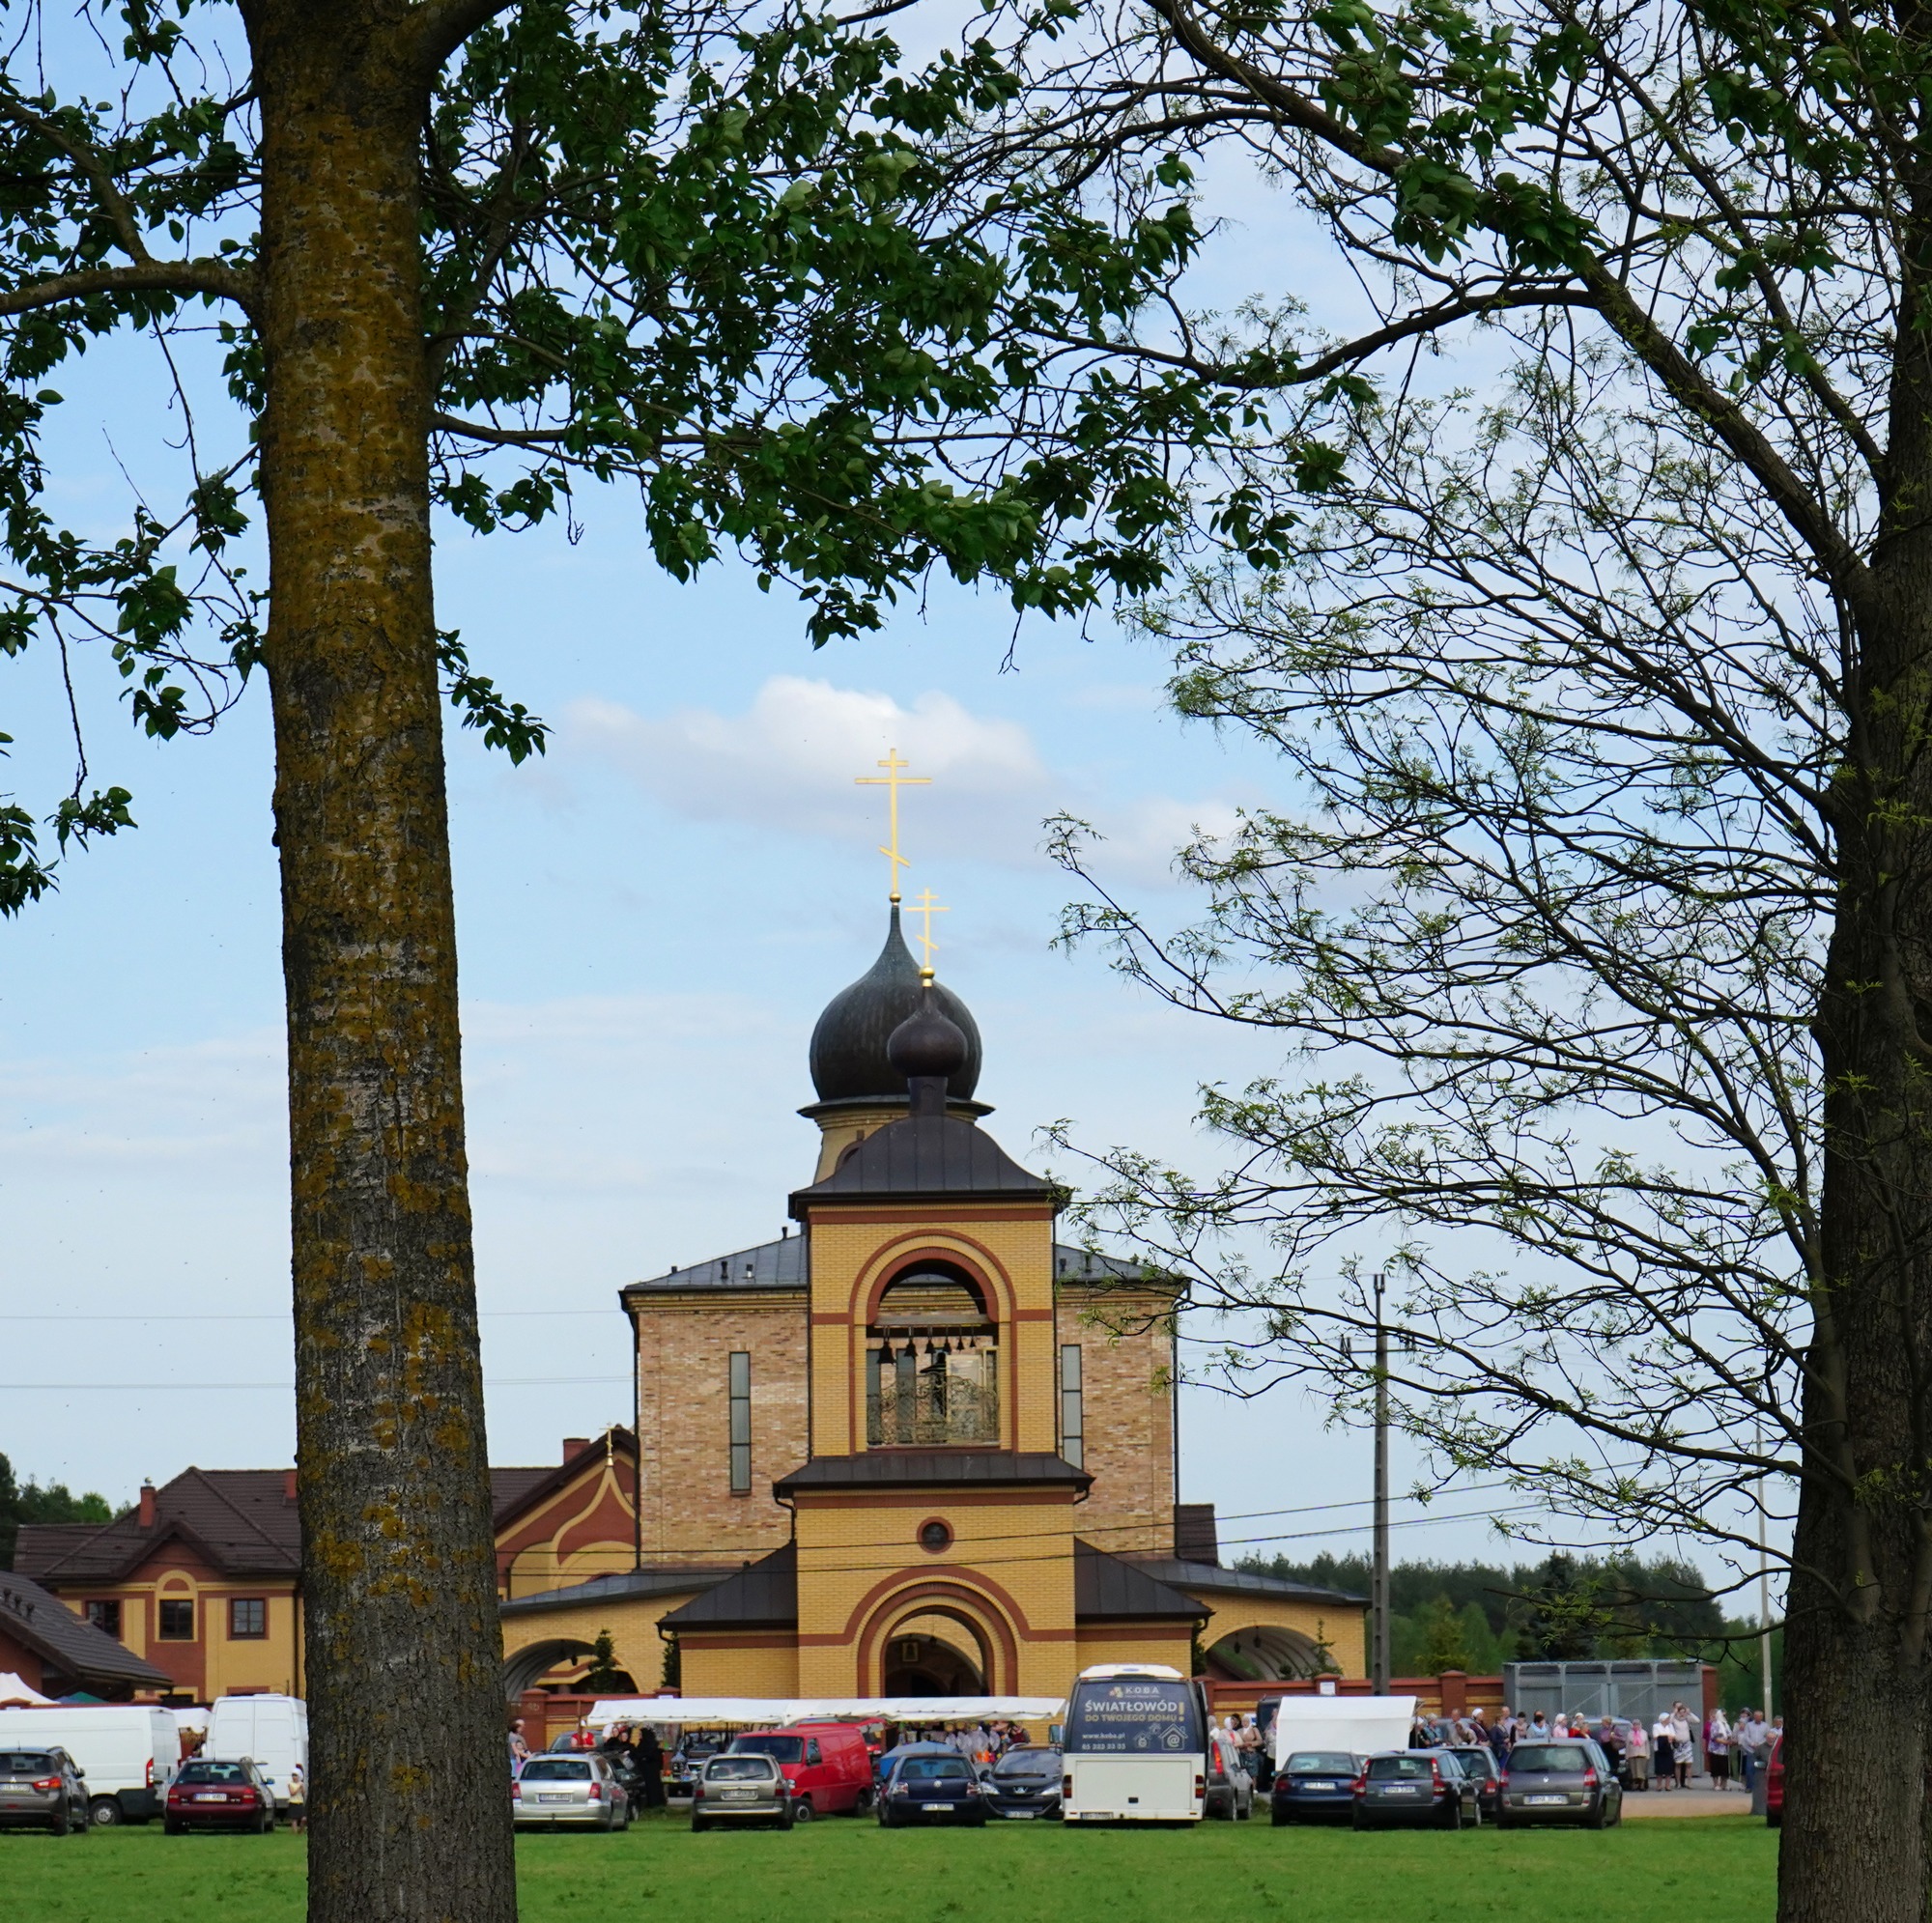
[1757, 1434, 1775, 1717]
[1373, 1269, 1390, 1697]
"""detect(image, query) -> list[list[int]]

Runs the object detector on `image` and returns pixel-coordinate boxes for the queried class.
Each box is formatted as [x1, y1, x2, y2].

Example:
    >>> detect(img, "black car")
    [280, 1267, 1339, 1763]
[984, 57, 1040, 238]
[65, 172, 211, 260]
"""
[1446, 1745, 1501, 1821]
[0, 1747, 89, 1836]
[1498, 1739, 1623, 1828]
[1270, 1750, 1360, 1825]
[1352, 1749, 1483, 1830]
[981, 1746, 1063, 1821]
[878, 1752, 986, 1826]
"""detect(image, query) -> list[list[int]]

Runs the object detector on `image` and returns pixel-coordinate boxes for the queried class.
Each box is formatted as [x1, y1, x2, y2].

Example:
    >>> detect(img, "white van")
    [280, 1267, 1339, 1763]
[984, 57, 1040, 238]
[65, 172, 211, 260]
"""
[207, 1694, 308, 1811]
[0, 1704, 179, 1824]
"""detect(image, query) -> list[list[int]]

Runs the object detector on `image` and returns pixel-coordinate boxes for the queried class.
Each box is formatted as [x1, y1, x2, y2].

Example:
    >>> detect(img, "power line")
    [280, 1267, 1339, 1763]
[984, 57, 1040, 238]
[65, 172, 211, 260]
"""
[0, 1310, 616, 1321]
[0, 1375, 633, 1391]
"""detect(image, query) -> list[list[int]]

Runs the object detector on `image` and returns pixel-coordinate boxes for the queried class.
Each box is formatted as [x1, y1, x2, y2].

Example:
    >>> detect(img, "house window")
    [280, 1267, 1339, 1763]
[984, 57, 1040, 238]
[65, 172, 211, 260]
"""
[83, 1599, 122, 1639]
[1060, 1344, 1084, 1470]
[230, 1598, 268, 1639]
[157, 1598, 195, 1640]
[728, 1351, 752, 1493]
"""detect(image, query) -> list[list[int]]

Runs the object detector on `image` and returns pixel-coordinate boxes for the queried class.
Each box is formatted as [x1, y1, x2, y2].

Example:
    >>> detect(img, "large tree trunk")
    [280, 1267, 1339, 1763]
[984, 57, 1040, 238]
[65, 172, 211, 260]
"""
[248, 6, 517, 1918]
[1785, 474, 1932, 1918]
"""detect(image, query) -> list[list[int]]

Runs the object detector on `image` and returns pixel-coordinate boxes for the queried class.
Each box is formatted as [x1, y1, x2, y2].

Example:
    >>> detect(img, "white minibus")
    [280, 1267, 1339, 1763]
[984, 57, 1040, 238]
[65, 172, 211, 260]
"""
[1060, 1663, 1208, 1823]
[207, 1694, 308, 1812]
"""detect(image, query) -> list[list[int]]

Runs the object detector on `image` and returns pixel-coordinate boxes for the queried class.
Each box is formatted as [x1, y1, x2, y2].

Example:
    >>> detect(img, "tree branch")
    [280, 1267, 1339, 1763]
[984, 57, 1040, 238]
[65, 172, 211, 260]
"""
[0, 258, 257, 320]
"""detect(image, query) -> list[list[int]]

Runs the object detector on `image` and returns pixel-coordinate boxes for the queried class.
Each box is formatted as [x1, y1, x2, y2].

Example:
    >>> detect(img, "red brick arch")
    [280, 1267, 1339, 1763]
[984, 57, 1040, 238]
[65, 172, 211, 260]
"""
[855, 1235, 1016, 1328]
[853, 1577, 1022, 1695]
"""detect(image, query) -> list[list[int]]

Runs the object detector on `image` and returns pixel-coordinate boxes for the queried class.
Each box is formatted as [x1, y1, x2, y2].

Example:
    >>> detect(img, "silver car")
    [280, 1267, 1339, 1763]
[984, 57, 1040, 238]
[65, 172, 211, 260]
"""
[0, 1747, 89, 1837]
[692, 1753, 794, 1831]
[513, 1753, 631, 1830]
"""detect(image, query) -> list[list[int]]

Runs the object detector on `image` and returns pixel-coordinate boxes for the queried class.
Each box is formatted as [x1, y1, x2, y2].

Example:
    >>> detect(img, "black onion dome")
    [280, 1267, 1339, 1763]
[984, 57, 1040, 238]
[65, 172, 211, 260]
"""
[809, 905, 982, 1101]
[888, 991, 969, 1082]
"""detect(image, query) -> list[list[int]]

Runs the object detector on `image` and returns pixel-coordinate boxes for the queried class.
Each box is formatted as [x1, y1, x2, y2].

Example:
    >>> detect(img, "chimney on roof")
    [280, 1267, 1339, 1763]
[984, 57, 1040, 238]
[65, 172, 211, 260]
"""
[283, 1469, 298, 1503]
[563, 1437, 590, 1462]
[1174, 1502, 1219, 1566]
[138, 1483, 156, 1529]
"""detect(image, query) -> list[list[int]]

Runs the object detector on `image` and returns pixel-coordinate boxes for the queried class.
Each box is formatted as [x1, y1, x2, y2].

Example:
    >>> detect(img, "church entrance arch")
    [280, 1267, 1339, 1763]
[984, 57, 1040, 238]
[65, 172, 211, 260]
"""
[1203, 1625, 1326, 1683]
[502, 1637, 604, 1699]
[857, 1583, 1016, 1696]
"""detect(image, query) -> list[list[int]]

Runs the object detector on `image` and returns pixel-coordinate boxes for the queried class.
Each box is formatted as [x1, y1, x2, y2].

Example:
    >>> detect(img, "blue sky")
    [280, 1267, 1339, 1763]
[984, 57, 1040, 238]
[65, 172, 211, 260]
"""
[0, 27, 1569, 1575]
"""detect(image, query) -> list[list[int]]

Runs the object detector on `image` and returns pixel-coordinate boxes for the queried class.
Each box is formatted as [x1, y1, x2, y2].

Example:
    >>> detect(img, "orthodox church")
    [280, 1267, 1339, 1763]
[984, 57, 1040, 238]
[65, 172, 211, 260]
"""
[497, 899, 1364, 1701]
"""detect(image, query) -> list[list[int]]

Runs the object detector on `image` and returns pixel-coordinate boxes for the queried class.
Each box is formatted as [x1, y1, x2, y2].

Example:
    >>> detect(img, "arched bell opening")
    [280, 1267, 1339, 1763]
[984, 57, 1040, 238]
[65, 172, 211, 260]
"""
[866, 1261, 999, 1447]
[1203, 1625, 1327, 1683]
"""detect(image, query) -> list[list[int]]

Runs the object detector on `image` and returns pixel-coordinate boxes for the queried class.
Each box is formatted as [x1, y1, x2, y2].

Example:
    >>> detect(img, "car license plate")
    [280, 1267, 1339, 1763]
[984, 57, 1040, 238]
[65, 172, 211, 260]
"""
[194, 1793, 226, 1802]
[1303, 1782, 1336, 1792]
[1527, 1794, 1567, 1805]
[537, 1794, 574, 1804]
[1382, 1786, 1422, 1796]
[923, 1802, 952, 1812]
[1006, 1809, 1038, 1818]
[723, 1791, 755, 1801]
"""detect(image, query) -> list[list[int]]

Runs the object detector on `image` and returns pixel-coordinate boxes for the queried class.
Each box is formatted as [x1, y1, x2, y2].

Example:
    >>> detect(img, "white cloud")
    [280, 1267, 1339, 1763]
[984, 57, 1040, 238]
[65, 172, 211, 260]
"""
[567, 675, 1243, 887]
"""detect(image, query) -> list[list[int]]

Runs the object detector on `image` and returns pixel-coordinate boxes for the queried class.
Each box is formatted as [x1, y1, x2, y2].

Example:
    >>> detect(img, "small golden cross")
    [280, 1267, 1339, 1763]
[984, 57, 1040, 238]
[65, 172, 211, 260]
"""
[907, 888, 948, 972]
[854, 748, 930, 902]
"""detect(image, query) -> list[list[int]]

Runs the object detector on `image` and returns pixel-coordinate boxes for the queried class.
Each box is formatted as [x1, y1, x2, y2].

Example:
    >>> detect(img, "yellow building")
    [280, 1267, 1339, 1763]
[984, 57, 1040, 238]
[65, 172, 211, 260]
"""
[501, 905, 1366, 1701]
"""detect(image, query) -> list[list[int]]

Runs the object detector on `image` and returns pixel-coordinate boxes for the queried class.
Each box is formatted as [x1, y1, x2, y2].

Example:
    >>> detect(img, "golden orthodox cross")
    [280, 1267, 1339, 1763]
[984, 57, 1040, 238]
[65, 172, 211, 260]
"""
[907, 888, 948, 973]
[854, 748, 930, 902]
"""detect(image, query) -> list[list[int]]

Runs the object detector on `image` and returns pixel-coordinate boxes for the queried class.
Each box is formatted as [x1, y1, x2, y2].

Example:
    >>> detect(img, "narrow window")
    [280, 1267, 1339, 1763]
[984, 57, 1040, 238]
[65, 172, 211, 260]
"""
[728, 1350, 752, 1493]
[1060, 1343, 1084, 1469]
[157, 1598, 195, 1640]
[229, 1598, 268, 1639]
[83, 1598, 122, 1639]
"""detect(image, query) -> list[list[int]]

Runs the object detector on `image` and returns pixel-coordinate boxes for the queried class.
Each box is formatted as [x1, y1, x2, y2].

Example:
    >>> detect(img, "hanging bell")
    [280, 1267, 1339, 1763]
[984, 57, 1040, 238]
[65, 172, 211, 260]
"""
[878, 1341, 894, 1365]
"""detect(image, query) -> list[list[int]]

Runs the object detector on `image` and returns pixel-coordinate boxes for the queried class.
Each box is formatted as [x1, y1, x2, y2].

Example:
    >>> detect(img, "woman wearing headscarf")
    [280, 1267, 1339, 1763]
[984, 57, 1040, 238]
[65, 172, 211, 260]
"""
[1705, 1709, 1732, 1788]
[1668, 1703, 1694, 1788]
[1652, 1711, 1675, 1790]
[1625, 1714, 1651, 1791]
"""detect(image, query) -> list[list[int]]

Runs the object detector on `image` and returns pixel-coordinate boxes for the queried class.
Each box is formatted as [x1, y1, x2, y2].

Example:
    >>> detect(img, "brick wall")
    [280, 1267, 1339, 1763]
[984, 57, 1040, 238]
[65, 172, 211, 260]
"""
[1056, 1284, 1177, 1554]
[634, 1291, 806, 1563]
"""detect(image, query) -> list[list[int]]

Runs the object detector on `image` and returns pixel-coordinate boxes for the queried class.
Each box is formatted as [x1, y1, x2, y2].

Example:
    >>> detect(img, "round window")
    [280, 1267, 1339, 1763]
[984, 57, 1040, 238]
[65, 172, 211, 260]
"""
[918, 1519, 952, 1553]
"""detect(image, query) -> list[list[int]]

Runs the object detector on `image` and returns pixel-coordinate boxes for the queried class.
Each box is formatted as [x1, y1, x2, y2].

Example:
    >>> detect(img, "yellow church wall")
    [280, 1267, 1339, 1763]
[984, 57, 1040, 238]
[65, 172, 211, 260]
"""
[791, 1490, 1078, 1697]
[678, 1635, 800, 1698]
[500, 1587, 705, 1693]
[1075, 1624, 1198, 1676]
[1187, 1591, 1368, 1679]
[801, 1205, 1059, 1458]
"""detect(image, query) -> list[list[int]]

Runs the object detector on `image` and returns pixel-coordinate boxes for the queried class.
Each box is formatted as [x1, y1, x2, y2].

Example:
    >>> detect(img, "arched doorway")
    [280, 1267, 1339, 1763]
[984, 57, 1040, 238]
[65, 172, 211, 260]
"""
[1203, 1625, 1327, 1682]
[880, 1611, 986, 1695]
[502, 1637, 600, 1698]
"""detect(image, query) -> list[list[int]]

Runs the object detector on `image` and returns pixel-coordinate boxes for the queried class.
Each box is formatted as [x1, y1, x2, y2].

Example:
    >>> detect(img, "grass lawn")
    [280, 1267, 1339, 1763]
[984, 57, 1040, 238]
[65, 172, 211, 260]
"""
[0, 1808, 1776, 1923]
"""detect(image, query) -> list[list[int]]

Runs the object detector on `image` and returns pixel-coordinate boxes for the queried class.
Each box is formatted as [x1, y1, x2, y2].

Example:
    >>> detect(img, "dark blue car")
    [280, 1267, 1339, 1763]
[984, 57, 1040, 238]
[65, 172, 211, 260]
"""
[1269, 1750, 1361, 1825]
[878, 1752, 986, 1827]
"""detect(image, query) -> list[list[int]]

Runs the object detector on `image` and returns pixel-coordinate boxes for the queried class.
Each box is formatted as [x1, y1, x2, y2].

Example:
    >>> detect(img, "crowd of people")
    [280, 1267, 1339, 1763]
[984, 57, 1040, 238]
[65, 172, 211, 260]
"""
[1407, 1703, 1781, 1791]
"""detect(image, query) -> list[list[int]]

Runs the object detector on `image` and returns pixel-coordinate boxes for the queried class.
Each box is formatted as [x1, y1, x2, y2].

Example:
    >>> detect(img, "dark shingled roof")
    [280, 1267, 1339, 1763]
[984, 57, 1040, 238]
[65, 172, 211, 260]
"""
[1073, 1541, 1212, 1624]
[660, 1544, 798, 1630]
[1132, 1558, 1368, 1608]
[0, 1569, 171, 1689]
[773, 1451, 1091, 1496]
[502, 1565, 740, 1617]
[627, 1240, 1151, 1299]
[792, 1115, 1054, 1211]
[810, 907, 982, 1103]
[16, 1465, 567, 1585]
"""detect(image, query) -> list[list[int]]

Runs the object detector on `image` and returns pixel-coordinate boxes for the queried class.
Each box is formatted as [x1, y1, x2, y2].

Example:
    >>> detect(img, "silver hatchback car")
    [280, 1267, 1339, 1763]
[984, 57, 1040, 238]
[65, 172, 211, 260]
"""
[513, 1753, 632, 1830]
[692, 1753, 794, 1830]
[0, 1747, 89, 1837]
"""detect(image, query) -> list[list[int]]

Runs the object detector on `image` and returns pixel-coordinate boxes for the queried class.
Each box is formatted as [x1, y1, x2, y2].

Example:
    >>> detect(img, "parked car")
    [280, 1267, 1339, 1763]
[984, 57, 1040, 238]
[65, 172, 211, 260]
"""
[0, 1746, 89, 1836]
[668, 1731, 730, 1797]
[164, 1757, 278, 1834]
[1269, 1750, 1360, 1826]
[207, 1695, 308, 1815]
[0, 1704, 177, 1826]
[511, 1753, 631, 1830]
[877, 1751, 987, 1826]
[1446, 1745, 1502, 1822]
[873, 1740, 956, 1790]
[980, 1746, 1063, 1820]
[1205, 1734, 1254, 1822]
[1766, 1734, 1784, 1828]
[1352, 1749, 1483, 1830]
[1497, 1739, 1622, 1828]
[727, 1722, 873, 1819]
[691, 1753, 793, 1831]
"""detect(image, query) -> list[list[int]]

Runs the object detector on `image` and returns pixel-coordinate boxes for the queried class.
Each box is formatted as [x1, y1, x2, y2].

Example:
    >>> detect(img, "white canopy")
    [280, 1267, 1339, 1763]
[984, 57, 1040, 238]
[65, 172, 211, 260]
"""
[0, 1673, 54, 1708]
[171, 1707, 212, 1735]
[585, 1695, 1065, 1729]
[1269, 1694, 1418, 1767]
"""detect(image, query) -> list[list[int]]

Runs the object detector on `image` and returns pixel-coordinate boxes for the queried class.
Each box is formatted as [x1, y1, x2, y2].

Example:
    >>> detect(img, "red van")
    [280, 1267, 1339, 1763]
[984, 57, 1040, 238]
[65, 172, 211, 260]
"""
[727, 1723, 874, 1819]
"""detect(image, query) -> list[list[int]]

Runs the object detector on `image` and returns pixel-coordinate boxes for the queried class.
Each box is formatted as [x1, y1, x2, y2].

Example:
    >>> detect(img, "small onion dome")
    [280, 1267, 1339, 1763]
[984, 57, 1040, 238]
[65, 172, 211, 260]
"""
[887, 985, 970, 1083]
[808, 905, 982, 1101]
